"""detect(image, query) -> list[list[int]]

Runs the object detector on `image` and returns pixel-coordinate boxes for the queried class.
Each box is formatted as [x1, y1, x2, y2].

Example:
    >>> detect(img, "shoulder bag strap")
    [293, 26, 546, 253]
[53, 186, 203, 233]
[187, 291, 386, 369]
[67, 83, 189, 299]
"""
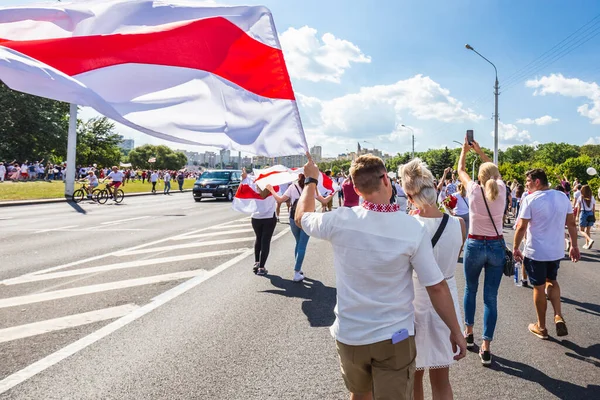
[462, 196, 469, 207]
[431, 213, 450, 248]
[480, 186, 501, 238]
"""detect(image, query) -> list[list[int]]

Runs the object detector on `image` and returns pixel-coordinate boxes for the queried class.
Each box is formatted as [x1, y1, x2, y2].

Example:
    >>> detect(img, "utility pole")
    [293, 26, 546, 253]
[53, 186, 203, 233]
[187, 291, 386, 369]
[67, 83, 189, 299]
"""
[65, 104, 77, 197]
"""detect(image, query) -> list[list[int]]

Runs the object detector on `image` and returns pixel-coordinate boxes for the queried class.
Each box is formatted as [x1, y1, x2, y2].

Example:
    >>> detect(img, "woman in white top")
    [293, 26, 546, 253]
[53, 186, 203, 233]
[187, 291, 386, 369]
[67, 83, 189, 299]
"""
[267, 175, 332, 282]
[577, 185, 596, 249]
[400, 159, 466, 400]
[451, 183, 469, 231]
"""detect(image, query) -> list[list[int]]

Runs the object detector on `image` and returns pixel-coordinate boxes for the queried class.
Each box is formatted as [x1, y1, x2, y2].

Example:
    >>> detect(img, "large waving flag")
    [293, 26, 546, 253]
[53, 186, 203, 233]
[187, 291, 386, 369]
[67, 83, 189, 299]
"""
[253, 165, 304, 190]
[232, 177, 278, 214]
[0, 0, 308, 156]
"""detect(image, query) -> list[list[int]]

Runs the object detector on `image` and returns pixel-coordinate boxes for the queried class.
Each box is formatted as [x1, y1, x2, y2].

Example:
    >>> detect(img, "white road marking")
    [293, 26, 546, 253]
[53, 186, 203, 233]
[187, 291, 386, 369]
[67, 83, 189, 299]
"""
[99, 216, 151, 226]
[0, 270, 207, 309]
[208, 222, 250, 230]
[3, 248, 249, 285]
[116, 237, 255, 256]
[174, 228, 254, 240]
[1, 216, 250, 284]
[0, 304, 139, 344]
[34, 225, 78, 234]
[0, 228, 289, 395]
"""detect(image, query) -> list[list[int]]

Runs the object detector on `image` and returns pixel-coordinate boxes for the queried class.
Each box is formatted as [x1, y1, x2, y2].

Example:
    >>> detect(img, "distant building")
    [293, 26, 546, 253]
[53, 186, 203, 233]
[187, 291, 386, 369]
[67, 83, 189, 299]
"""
[310, 145, 322, 162]
[118, 137, 134, 152]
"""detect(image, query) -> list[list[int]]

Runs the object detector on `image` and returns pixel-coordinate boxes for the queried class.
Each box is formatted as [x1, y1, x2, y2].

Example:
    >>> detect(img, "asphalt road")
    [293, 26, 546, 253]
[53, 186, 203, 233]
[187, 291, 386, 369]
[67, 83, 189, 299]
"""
[0, 194, 599, 399]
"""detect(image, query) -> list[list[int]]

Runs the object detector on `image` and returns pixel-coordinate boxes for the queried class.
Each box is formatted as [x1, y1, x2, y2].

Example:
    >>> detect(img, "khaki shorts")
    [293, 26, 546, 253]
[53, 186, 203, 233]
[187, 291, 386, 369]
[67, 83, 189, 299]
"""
[336, 336, 416, 399]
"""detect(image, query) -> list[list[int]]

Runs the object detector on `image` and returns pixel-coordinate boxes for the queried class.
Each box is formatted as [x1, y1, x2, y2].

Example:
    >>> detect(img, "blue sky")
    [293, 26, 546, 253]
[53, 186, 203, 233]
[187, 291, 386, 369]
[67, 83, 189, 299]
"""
[6, 0, 600, 157]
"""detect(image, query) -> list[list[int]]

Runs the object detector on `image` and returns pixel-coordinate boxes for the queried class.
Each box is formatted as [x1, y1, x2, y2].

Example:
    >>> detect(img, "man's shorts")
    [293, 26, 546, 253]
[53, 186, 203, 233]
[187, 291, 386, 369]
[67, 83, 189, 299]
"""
[336, 336, 416, 399]
[110, 181, 122, 188]
[523, 258, 560, 286]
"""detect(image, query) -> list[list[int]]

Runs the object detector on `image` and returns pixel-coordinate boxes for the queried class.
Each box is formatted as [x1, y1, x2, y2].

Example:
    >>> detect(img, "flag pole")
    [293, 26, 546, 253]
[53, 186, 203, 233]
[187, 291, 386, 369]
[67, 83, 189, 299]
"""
[65, 103, 78, 197]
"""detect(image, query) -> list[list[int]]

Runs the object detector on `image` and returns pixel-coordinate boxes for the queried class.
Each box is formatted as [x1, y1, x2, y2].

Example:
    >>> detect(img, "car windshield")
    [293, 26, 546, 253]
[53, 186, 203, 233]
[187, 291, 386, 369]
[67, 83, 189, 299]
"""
[199, 171, 231, 181]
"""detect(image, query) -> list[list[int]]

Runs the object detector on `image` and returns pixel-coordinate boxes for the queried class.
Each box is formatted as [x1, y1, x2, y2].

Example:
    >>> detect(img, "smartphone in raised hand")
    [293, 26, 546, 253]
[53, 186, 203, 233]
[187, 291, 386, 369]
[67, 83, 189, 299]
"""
[466, 130, 474, 145]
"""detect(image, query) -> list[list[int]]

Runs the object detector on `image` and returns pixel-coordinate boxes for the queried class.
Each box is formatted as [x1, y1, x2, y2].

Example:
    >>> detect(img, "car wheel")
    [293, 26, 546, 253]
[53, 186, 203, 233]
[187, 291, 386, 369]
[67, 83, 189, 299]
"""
[227, 190, 234, 202]
[194, 198, 202, 202]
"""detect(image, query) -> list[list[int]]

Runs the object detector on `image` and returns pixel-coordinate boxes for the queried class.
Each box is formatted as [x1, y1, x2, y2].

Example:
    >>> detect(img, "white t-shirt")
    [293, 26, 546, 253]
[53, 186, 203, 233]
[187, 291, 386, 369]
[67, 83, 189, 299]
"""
[578, 196, 596, 213]
[107, 171, 124, 182]
[283, 183, 303, 204]
[87, 174, 98, 186]
[451, 193, 469, 216]
[301, 206, 444, 346]
[150, 173, 158, 183]
[520, 189, 573, 261]
[573, 190, 581, 204]
[164, 173, 171, 182]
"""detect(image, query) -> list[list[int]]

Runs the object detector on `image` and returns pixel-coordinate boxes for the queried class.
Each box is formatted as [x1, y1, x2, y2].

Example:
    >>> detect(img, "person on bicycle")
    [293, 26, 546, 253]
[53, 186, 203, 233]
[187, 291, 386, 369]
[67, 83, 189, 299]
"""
[106, 166, 124, 201]
[84, 170, 99, 198]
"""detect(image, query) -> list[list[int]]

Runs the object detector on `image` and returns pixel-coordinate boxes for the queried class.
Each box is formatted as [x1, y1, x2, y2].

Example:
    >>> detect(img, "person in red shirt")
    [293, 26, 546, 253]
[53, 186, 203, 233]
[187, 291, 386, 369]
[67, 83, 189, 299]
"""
[341, 175, 360, 207]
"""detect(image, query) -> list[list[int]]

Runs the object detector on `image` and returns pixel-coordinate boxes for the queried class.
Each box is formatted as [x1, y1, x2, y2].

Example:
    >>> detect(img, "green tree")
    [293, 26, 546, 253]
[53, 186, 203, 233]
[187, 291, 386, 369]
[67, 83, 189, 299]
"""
[76, 117, 122, 167]
[0, 82, 69, 162]
[501, 145, 536, 164]
[556, 156, 593, 184]
[580, 144, 600, 158]
[534, 143, 579, 165]
[128, 144, 187, 170]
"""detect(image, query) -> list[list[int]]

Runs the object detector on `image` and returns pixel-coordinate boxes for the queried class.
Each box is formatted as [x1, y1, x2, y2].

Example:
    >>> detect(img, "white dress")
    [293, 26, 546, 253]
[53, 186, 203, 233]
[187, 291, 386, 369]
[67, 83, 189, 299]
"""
[413, 215, 463, 370]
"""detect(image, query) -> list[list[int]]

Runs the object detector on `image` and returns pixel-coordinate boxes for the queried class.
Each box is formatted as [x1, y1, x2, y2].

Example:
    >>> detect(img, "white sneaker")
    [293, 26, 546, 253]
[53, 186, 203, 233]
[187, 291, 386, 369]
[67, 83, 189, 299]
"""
[293, 271, 304, 282]
[589, 240, 595, 249]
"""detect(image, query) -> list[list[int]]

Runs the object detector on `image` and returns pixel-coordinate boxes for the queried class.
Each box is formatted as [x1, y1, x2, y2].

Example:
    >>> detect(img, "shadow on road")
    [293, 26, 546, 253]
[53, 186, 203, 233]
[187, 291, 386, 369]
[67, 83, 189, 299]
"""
[65, 199, 87, 214]
[549, 337, 600, 368]
[577, 252, 600, 262]
[261, 275, 336, 328]
[561, 296, 600, 317]
[491, 355, 600, 399]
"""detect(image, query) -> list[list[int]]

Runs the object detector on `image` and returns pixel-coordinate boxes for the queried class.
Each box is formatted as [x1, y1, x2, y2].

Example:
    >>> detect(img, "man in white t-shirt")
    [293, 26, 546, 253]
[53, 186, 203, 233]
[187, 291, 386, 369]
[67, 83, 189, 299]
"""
[150, 171, 158, 193]
[106, 166, 124, 201]
[0, 162, 5, 183]
[513, 168, 580, 341]
[163, 171, 171, 195]
[295, 153, 466, 400]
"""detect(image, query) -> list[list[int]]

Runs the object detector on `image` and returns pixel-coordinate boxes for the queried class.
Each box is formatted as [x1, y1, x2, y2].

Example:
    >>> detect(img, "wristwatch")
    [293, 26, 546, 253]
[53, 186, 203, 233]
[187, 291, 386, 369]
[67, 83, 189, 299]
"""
[304, 177, 319, 186]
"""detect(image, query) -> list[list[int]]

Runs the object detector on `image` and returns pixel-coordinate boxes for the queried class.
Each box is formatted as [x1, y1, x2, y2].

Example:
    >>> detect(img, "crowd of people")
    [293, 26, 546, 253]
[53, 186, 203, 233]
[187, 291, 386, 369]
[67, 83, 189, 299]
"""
[238, 136, 594, 400]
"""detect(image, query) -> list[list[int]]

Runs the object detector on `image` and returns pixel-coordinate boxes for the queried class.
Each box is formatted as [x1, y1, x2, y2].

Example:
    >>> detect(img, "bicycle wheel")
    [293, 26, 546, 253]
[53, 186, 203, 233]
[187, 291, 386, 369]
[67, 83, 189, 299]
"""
[114, 189, 125, 203]
[97, 189, 109, 204]
[92, 188, 103, 202]
[72, 189, 85, 203]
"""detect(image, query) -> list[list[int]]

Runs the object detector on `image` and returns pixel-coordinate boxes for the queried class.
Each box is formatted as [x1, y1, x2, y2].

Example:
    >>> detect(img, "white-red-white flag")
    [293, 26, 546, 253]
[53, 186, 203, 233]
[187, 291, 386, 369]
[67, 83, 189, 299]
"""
[253, 165, 304, 190]
[232, 178, 278, 215]
[0, 0, 308, 157]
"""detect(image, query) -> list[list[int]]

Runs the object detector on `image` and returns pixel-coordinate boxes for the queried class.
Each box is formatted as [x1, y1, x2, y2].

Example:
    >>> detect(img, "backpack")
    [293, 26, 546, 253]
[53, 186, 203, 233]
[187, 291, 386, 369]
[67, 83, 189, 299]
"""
[289, 184, 302, 218]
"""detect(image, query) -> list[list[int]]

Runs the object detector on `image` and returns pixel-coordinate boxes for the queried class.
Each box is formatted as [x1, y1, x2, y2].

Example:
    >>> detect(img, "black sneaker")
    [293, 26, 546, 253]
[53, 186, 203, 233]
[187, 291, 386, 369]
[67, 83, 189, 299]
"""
[252, 262, 259, 274]
[479, 350, 492, 366]
[256, 268, 268, 276]
[465, 333, 474, 348]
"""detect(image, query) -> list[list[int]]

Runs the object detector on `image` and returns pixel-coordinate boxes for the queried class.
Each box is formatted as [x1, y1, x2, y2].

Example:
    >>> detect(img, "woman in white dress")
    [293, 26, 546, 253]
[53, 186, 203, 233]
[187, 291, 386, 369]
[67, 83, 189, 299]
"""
[399, 158, 466, 400]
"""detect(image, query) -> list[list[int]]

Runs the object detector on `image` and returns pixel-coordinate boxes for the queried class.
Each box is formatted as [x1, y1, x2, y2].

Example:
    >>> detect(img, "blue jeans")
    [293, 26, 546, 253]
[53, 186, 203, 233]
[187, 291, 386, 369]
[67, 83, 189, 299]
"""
[463, 238, 505, 341]
[164, 181, 171, 194]
[289, 217, 310, 272]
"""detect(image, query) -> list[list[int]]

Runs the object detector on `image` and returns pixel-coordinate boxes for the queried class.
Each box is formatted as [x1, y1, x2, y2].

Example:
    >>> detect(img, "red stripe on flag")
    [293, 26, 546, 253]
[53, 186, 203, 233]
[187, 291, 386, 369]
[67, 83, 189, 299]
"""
[0, 17, 295, 100]
[235, 184, 278, 199]
[255, 170, 285, 181]
[321, 172, 334, 191]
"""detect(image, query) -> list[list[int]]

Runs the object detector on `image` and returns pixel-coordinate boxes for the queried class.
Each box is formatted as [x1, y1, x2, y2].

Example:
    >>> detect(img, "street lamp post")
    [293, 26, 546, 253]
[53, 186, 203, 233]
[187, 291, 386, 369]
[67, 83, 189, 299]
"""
[465, 44, 499, 165]
[400, 125, 415, 159]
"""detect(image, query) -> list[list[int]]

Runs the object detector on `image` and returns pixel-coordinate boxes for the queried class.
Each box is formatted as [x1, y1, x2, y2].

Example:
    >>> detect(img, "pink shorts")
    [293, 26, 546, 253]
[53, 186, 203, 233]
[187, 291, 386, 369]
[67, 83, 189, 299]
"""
[110, 181, 122, 188]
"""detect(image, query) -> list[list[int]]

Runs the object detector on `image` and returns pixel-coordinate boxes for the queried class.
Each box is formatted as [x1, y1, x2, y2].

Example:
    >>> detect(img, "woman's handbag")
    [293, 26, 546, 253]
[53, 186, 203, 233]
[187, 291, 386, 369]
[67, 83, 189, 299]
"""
[481, 188, 514, 277]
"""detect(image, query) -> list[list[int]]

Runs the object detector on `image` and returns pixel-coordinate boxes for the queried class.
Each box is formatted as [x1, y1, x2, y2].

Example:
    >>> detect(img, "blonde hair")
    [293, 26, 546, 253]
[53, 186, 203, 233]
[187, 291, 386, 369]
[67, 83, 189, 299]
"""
[398, 158, 437, 207]
[349, 154, 386, 195]
[478, 162, 500, 201]
[458, 183, 466, 197]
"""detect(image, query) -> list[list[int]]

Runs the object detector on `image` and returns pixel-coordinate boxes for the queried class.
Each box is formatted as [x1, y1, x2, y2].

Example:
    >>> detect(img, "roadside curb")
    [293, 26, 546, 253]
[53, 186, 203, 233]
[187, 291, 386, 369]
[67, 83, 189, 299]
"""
[0, 189, 193, 207]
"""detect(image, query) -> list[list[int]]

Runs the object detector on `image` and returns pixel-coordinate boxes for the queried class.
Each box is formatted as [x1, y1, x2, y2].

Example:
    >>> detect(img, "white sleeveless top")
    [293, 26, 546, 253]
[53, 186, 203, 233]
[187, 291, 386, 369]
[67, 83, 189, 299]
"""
[413, 214, 463, 279]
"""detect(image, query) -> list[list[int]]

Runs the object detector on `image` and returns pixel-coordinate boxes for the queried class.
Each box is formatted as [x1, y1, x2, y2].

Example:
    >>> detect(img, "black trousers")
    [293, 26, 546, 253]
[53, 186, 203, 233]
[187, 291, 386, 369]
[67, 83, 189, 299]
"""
[251, 215, 277, 269]
[151, 182, 156, 192]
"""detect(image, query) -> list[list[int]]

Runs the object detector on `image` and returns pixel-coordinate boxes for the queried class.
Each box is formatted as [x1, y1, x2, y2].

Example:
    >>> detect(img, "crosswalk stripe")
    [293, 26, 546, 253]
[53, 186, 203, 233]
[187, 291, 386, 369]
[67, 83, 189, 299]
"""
[34, 225, 78, 234]
[100, 216, 150, 226]
[0, 270, 206, 309]
[0, 304, 139, 344]
[208, 223, 250, 230]
[173, 228, 254, 240]
[2, 248, 249, 286]
[116, 237, 255, 256]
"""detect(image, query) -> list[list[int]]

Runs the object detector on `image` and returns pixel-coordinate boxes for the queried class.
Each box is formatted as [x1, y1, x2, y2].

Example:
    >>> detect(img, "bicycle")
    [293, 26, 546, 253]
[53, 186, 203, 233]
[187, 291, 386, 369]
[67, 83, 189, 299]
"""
[96, 181, 125, 204]
[72, 182, 102, 203]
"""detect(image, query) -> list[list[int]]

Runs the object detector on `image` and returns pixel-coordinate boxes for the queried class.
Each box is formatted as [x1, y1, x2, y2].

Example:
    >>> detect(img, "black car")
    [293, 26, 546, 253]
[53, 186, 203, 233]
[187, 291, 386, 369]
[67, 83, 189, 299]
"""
[192, 170, 242, 202]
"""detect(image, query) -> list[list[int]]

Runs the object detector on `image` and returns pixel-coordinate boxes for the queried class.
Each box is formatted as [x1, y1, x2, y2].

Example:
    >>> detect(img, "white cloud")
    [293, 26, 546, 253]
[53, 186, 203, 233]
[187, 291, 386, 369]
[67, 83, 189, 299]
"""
[297, 74, 482, 139]
[585, 137, 600, 145]
[516, 115, 559, 125]
[493, 122, 532, 145]
[279, 26, 371, 83]
[526, 74, 600, 124]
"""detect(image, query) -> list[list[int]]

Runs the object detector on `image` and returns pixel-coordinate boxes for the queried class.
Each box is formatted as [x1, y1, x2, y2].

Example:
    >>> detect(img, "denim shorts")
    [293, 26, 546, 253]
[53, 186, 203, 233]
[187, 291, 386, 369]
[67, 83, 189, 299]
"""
[523, 258, 560, 286]
[580, 210, 595, 228]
